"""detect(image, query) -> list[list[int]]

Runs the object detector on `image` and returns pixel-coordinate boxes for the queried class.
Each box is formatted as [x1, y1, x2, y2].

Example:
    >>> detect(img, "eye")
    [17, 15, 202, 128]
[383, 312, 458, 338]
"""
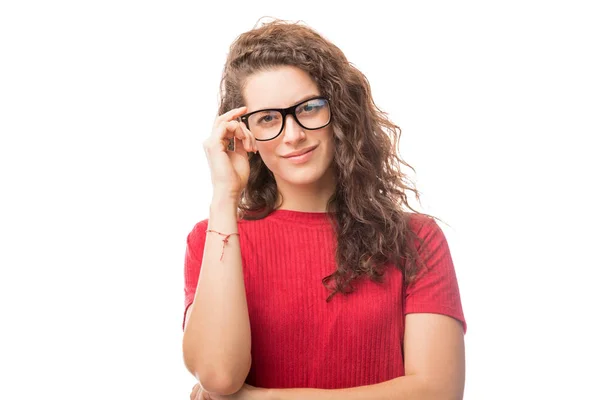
[253, 111, 281, 126]
[298, 99, 326, 114]
[258, 115, 274, 123]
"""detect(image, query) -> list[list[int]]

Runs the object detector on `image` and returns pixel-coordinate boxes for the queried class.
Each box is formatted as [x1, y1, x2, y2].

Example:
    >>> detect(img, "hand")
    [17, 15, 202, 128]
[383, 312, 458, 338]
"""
[190, 382, 264, 400]
[203, 106, 258, 200]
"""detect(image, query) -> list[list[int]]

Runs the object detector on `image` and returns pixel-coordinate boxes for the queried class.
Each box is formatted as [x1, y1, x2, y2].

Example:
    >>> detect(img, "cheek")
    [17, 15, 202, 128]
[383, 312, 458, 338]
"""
[256, 142, 279, 168]
[323, 133, 336, 161]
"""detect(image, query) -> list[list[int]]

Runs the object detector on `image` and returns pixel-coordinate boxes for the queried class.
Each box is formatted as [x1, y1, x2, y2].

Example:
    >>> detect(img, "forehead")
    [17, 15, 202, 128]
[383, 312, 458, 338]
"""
[243, 66, 319, 111]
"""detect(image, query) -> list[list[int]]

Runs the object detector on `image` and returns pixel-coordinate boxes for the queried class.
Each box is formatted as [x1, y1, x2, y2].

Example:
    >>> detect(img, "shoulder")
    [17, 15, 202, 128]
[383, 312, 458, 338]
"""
[404, 212, 454, 274]
[188, 218, 209, 241]
[187, 219, 208, 247]
[406, 212, 443, 241]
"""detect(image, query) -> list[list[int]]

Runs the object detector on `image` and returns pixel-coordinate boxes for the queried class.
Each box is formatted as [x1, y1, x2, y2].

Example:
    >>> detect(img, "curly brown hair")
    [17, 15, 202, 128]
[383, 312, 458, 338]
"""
[217, 18, 440, 300]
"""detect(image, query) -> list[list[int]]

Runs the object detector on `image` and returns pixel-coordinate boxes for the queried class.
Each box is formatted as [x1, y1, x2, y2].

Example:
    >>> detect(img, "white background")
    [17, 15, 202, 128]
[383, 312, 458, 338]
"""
[1, 1, 599, 399]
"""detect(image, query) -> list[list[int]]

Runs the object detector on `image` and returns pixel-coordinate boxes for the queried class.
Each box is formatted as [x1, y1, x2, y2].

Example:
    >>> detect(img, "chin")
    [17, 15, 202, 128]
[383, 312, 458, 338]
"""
[275, 167, 330, 187]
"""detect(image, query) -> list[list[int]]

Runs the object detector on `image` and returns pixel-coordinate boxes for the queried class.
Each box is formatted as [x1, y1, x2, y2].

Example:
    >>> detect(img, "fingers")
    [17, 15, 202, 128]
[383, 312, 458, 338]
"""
[190, 383, 201, 400]
[240, 122, 258, 153]
[216, 106, 257, 151]
[213, 106, 247, 128]
[204, 120, 250, 154]
[221, 120, 257, 153]
[204, 106, 258, 155]
[199, 390, 213, 400]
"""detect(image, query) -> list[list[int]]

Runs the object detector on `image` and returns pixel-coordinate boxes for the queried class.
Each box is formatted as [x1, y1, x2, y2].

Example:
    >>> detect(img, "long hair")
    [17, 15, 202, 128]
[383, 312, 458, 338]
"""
[218, 18, 439, 299]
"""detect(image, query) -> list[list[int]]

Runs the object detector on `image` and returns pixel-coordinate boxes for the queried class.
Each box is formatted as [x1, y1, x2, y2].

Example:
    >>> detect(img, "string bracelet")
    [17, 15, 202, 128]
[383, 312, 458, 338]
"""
[206, 229, 240, 261]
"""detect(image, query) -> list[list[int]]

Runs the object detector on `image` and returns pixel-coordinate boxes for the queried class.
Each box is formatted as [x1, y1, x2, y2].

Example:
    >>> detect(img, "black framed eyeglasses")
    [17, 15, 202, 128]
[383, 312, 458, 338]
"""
[239, 96, 332, 141]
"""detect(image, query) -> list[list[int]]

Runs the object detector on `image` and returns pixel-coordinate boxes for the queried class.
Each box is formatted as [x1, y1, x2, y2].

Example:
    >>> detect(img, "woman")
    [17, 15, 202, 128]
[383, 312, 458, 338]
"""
[183, 19, 466, 400]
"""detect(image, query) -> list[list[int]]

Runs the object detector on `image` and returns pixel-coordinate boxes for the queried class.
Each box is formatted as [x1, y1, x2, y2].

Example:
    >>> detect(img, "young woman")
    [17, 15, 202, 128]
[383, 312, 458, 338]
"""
[182, 19, 466, 400]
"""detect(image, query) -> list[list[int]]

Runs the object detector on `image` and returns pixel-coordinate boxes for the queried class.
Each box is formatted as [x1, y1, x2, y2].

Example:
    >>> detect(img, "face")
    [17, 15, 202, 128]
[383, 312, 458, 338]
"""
[243, 66, 335, 190]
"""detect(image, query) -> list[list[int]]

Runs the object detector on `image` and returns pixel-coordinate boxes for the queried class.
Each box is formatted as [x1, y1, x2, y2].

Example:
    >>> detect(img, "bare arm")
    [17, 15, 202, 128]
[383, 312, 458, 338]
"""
[182, 197, 251, 395]
[182, 106, 257, 395]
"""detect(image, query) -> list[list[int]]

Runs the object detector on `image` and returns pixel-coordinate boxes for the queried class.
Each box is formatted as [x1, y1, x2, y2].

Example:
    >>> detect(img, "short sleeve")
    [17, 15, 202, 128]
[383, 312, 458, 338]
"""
[405, 215, 467, 333]
[183, 219, 209, 331]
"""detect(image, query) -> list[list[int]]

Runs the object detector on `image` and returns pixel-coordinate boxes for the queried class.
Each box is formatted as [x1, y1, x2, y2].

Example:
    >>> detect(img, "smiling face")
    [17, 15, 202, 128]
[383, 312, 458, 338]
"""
[243, 65, 336, 194]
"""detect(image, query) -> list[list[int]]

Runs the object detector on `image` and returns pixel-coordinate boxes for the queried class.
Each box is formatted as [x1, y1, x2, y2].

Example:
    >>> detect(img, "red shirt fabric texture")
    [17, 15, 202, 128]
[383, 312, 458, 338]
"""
[183, 210, 466, 389]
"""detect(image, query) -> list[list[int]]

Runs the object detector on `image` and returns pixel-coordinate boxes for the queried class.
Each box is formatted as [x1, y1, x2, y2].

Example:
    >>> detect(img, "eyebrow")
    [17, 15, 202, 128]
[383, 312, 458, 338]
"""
[251, 93, 321, 113]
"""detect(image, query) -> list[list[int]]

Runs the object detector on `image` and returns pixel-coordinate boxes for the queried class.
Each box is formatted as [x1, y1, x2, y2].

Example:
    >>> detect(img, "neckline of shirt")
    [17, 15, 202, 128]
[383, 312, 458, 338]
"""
[267, 208, 336, 227]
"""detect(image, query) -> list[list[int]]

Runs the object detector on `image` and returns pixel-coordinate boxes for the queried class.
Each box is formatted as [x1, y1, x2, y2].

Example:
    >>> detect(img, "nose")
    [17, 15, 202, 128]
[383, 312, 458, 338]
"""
[282, 114, 306, 145]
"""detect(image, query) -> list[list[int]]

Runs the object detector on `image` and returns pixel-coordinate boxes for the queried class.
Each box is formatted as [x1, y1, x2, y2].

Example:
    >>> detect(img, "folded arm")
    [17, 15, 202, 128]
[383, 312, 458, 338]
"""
[266, 313, 465, 400]
[182, 199, 252, 395]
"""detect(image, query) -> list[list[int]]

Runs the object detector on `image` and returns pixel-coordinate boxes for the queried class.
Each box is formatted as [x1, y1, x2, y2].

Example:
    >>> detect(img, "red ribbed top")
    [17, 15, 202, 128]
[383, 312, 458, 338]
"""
[183, 210, 466, 389]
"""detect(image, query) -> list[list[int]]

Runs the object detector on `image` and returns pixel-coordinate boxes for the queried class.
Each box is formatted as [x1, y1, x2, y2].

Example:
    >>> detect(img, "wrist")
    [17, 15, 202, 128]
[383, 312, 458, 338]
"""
[209, 197, 240, 230]
[211, 193, 239, 208]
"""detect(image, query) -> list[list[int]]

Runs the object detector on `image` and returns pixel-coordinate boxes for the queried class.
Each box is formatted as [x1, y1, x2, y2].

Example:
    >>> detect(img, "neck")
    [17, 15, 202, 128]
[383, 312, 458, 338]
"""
[274, 169, 336, 213]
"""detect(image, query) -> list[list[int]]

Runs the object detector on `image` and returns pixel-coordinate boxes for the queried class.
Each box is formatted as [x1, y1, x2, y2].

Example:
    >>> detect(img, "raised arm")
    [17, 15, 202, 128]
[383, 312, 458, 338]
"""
[182, 106, 258, 395]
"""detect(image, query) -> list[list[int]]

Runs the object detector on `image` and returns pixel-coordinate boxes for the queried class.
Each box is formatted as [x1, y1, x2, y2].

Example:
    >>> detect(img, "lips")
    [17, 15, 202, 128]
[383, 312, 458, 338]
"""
[282, 145, 318, 158]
